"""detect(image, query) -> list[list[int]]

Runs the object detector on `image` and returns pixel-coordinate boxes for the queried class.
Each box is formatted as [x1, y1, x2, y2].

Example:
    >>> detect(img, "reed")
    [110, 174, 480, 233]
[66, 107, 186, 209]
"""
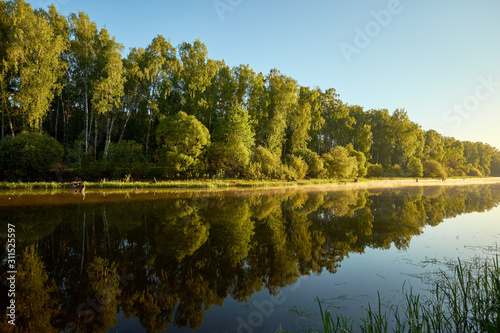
[317, 257, 500, 332]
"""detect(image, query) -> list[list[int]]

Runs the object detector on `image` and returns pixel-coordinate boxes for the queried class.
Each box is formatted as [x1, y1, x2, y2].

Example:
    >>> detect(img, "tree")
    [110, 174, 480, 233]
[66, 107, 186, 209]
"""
[208, 105, 255, 177]
[178, 39, 216, 125]
[3, 0, 67, 131]
[288, 86, 313, 153]
[322, 146, 358, 179]
[142, 35, 179, 151]
[423, 130, 445, 163]
[391, 109, 424, 168]
[423, 160, 447, 178]
[264, 69, 298, 158]
[295, 148, 325, 178]
[92, 28, 125, 160]
[68, 11, 99, 153]
[408, 157, 424, 177]
[156, 111, 210, 175]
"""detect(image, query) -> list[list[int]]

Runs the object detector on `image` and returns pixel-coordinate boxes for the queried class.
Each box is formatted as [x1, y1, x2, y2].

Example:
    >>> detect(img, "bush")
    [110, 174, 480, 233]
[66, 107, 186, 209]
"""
[384, 164, 404, 177]
[251, 146, 282, 179]
[107, 140, 146, 179]
[366, 163, 384, 177]
[322, 146, 358, 179]
[288, 155, 308, 179]
[0, 133, 64, 181]
[468, 167, 483, 177]
[156, 111, 210, 175]
[407, 157, 424, 177]
[294, 148, 325, 178]
[207, 142, 250, 178]
[423, 160, 447, 178]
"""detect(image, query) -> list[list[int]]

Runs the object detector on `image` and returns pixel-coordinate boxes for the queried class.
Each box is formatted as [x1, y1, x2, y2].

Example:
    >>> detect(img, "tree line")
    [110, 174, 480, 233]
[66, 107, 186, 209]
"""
[1, 0, 499, 181]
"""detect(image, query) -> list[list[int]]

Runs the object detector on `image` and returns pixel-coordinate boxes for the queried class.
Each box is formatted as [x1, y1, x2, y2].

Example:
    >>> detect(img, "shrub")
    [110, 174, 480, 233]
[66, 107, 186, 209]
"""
[294, 148, 325, 178]
[322, 146, 357, 179]
[366, 163, 384, 177]
[384, 164, 404, 177]
[156, 111, 210, 175]
[423, 160, 447, 178]
[407, 157, 424, 177]
[251, 146, 282, 179]
[288, 155, 308, 179]
[207, 142, 250, 178]
[0, 133, 64, 181]
[468, 167, 483, 177]
[107, 140, 146, 179]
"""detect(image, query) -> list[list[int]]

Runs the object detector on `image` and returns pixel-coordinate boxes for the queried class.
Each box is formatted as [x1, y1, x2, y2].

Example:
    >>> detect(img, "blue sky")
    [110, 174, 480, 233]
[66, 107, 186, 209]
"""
[29, 0, 500, 149]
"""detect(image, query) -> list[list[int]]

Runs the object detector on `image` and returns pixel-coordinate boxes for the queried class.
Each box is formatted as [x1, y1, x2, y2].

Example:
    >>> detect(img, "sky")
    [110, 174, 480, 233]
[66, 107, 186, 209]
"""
[27, 0, 500, 149]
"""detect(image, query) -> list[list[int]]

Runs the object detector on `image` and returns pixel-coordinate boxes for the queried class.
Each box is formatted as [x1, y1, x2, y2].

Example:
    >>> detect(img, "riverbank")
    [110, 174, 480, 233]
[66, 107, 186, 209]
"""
[1, 177, 500, 190]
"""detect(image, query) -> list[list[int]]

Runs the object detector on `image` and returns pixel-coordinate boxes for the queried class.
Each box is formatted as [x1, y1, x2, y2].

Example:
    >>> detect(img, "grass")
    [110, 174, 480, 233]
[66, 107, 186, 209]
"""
[317, 257, 500, 332]
[0, 178, 356, 190]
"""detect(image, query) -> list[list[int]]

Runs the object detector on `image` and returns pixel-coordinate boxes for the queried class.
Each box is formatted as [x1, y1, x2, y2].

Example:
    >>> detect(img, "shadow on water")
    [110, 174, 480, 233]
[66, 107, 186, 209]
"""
[0, 184, 499, 332]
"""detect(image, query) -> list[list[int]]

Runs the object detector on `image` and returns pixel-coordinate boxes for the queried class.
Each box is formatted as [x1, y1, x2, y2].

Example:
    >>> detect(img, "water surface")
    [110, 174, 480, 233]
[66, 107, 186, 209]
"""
[1, 184, 499, 332]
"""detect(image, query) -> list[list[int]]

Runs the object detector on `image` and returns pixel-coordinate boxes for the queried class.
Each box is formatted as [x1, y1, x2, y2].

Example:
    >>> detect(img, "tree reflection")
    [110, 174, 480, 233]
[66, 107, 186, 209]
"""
[1, 184, 500, 331]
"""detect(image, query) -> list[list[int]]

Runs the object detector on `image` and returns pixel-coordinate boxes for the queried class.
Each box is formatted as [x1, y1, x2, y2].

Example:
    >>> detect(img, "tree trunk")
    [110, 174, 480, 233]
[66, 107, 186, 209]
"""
[55, 97, 59, 141]
[104, 114, 115, 160]
[94, 115, 98, 160]
[118, 107, 132, 144]
[8, 115, 14, 136]
[1, 109, 4, 139]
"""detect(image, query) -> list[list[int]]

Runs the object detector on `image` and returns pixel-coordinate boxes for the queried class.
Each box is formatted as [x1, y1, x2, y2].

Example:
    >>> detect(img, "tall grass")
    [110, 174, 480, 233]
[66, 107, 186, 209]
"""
[318, 257, 500, 332]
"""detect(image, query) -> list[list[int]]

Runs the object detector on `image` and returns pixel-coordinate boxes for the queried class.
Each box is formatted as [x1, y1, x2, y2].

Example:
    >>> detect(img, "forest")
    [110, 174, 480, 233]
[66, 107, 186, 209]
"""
[1, 0, 500, 182]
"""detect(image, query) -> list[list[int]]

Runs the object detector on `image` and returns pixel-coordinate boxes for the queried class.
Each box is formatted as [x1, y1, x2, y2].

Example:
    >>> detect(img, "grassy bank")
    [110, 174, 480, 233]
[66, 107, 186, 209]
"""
[316, 257, 500, 333]
[0, 176, 497, 190]
[0, 178, 359, 190]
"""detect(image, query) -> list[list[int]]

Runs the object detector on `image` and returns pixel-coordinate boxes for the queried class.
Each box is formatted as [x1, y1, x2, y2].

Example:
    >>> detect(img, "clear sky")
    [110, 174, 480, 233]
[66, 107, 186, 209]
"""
[28, 0, 500, 149]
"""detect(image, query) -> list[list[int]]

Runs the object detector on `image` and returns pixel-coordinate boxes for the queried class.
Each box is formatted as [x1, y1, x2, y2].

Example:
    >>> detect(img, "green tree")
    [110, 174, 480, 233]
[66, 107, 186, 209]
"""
[264, 69, 298, 158]
[142, 35, 179, 151]
[423, 130, 445, 163]
[4, 0, 67, 130]
[178, 40, 217, 125]
[322, 145, 358, 179]
[92, 28, 125, 159]
[288, 86, 313, 153]
[391, 109, 424, 168]
[408, 157, 424, 177]
[68, 11, 99, 153]
[208, 105, 255, 177]
[156, 111, 210, 175]
[295, 148, 325, 178]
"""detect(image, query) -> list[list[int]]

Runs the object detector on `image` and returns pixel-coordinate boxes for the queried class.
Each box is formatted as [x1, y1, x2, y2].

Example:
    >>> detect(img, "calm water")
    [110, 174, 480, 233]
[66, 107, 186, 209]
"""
[1, 184, 500, 332]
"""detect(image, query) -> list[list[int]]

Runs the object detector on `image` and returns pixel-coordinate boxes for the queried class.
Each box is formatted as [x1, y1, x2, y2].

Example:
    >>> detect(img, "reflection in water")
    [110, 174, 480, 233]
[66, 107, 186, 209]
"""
[0, 185, 499, 332]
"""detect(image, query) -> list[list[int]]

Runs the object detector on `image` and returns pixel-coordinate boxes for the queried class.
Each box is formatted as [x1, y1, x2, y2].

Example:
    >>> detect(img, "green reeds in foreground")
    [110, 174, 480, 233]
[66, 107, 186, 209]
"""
[318, 257, 500, 332]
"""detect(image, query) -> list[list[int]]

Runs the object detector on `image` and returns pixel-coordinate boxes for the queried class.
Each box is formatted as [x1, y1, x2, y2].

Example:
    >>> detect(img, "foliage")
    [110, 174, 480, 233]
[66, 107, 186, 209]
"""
[295, 148, 325, 178]
[322, 146, 358, 179]
[468, 167, 483, 177]
[0, 132, 63, 181]
[407, 157, 424, 177]
[366, 163, 384, 177]
[423, 159, 447, 178]
[250, 146, 284, 179]
[156, 111, 210, 176]
[288, 155, 308, 179]
[107, 140, 145, 179]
